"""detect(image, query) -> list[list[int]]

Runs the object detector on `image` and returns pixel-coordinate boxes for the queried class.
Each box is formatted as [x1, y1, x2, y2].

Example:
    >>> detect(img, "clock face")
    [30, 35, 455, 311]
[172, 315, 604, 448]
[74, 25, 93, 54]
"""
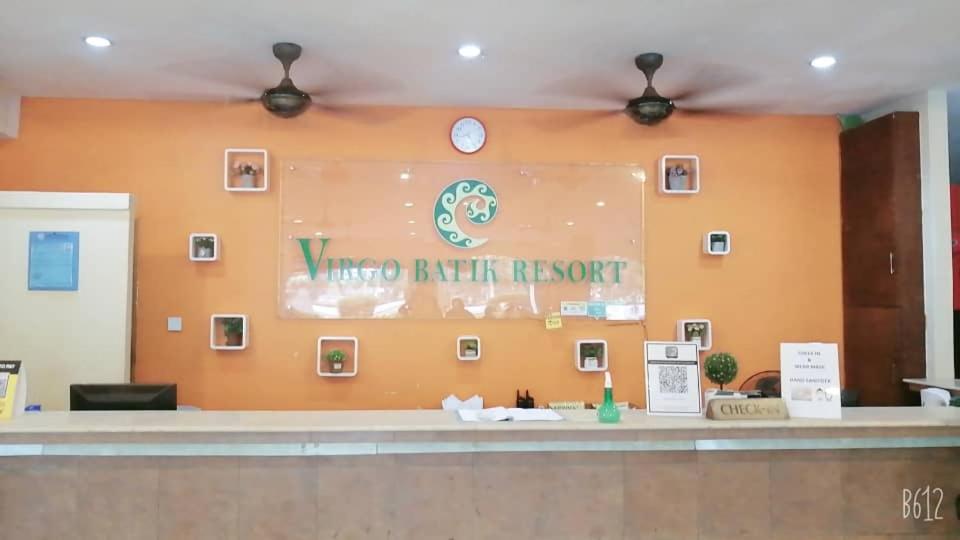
[450, 117, 486, 154]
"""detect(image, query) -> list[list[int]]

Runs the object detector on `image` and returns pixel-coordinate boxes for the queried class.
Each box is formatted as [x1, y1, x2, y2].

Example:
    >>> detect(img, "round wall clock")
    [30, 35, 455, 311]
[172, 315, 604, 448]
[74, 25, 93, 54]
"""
[450, 116, 486, 154]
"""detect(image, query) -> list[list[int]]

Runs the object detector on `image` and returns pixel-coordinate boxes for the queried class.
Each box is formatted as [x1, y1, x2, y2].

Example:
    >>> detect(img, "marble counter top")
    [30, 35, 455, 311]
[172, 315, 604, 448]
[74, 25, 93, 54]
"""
[1, 408, 957, 456]
[903, 377, 960, 392]
[1, 406, 958, 434]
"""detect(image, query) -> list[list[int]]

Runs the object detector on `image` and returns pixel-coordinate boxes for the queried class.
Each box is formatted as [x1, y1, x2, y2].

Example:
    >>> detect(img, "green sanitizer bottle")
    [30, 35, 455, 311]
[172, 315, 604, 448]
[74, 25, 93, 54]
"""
[597, 371, 621, 423]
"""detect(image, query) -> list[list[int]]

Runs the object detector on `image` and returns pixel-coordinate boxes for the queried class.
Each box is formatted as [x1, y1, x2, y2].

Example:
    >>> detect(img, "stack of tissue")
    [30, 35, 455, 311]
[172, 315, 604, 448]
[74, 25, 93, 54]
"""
[441, 394, 484, 410]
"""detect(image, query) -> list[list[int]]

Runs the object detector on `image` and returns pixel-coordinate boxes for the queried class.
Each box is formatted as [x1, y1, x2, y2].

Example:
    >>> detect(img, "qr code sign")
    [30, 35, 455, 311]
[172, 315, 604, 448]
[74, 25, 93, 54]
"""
[658, 366, 688, 394]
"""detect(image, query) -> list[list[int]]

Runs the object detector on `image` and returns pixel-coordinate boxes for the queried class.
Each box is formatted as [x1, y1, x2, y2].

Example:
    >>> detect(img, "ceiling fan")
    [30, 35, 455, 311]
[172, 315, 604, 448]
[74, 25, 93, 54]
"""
[259, 42, 313, 118]
[246, 42, 397, 122]
[541, 52, 745, 128]
[624, 52, 677, 126]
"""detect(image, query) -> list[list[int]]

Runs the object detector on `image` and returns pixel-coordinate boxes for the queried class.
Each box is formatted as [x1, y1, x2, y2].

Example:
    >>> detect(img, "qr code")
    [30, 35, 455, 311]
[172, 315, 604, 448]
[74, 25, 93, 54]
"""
[658, 366, 688, 394]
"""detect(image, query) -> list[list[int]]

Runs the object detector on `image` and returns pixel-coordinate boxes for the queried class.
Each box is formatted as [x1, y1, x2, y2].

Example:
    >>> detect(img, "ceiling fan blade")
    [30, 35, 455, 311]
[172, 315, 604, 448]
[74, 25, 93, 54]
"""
[538, 73, 635, 106]
[531, 109, 624, 130]
[311, 103, 405, 124]
[225, 97, 261, 104]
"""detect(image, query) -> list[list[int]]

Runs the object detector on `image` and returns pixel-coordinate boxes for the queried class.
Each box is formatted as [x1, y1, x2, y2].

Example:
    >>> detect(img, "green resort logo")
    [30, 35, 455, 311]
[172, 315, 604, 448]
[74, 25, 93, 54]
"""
[295, 179, 627, 284]
[433, 179, 498, 249]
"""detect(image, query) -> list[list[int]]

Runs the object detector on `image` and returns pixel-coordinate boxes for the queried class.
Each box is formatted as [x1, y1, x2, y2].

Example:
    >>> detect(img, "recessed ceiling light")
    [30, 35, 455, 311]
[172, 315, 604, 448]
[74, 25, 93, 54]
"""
[407, 220, 416, 224]
[400, 172, 411, 180]
[458, 44, 482, 59]
[810, 55, 837, 69]
[84, 36, 112, 48]
[292, 219, 304, 224]
[314, 232, 323, 236]
[566, 221, 575, 227]
[596, 201, 606, 207]
[403, 202, 414, 208]
[409, 232, 417, 236]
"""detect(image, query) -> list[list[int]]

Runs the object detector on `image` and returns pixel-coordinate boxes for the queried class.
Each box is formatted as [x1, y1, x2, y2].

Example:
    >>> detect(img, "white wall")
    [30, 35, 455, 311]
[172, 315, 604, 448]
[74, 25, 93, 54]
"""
[0, 90, 20, 139]
[0, 192, 134, 409]
[863, 90, 954, 379]
[948, 91, 960, 184]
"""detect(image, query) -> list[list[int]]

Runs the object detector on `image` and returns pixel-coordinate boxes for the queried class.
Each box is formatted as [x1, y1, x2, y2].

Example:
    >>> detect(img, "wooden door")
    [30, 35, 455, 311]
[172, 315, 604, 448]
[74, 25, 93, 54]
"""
[840, 112, 925, 406]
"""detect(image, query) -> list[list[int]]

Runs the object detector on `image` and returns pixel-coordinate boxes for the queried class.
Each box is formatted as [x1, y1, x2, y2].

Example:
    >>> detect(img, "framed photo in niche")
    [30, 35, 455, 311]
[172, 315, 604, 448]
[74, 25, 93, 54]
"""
[224, 148, 269, 192]
[659, 155, 700, 194]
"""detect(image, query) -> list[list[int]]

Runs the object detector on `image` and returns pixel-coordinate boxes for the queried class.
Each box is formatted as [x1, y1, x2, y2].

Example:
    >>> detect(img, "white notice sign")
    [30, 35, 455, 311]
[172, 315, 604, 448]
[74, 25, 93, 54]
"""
[780, 343, 841, 419]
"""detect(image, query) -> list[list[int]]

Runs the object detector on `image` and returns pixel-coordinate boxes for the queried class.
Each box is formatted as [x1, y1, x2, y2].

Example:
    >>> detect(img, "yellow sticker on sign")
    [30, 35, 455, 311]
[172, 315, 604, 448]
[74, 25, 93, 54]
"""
[545, 312, 563, 330]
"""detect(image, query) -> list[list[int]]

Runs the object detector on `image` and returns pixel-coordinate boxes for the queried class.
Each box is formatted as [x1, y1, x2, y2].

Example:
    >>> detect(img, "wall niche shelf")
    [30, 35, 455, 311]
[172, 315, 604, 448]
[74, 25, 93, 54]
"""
[189, 233, 219, 262]
[575, 339, 608, 372]
[224, 148, 269, 192]
[677, 319, 712, 351]
[317, 336, 359, 377]
[457, 336, 481, 361]
[659, 154, 700, 194]
[210, 314, 248, 351]
[704, 231, 731, 255]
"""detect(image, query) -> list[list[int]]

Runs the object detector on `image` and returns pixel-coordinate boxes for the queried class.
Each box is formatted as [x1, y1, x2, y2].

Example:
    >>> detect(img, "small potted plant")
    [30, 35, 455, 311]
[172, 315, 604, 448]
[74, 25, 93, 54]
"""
[194, 236, 215, 259]
[667, 164, 688, 191]
[684, 322, 706, 348]
[233, 161, 261, 189]
[580, 342, 604, 370]
[325, 349, 347, 373]
[223, 317, 244, 347]
[704, 352, 738, 402]
[709, 233, 727, 253]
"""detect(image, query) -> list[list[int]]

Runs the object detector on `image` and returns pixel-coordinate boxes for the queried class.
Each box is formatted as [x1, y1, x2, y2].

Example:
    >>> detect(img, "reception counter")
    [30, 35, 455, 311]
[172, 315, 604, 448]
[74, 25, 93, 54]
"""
[1, 408, 958, 539]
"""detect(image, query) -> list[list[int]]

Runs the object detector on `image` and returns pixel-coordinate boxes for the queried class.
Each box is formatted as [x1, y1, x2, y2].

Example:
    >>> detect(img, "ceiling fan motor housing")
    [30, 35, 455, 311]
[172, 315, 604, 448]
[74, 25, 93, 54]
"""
[625, 95, 675, 125]
[261, 85, 312, 118]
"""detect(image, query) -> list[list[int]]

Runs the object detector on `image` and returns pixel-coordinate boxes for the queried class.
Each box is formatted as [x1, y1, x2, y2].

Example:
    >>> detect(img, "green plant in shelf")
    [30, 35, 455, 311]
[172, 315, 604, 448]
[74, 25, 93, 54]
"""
[704, 352, 738, 390]
[326, 349, 347, 373]
[580, 343, 604, 358]
[195, 237, 215, 249]
[222, 317, 244, 346]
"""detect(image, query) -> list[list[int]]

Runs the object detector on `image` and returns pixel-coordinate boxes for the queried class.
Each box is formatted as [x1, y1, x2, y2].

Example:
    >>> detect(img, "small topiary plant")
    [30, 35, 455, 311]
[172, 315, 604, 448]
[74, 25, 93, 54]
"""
[704, 352, 738, 390]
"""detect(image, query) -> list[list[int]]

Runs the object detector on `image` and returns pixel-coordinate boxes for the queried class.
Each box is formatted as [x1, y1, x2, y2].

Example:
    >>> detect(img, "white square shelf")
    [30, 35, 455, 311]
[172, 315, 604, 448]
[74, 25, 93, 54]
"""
[189, 233, 219, 262]
[210, 314, 248, 350]
[224, 148, 269, 192]
[659, 155, 700, 194]
[457, 336, 481, 361]
[677, 319, 712, 351]
[317, 336, 358, 377]
[704, 231, 731, 255]
[575, 339, 608, 372]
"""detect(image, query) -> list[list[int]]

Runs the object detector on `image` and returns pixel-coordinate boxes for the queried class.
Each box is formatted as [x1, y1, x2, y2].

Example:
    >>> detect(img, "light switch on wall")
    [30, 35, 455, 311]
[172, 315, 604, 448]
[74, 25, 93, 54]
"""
[167, 317, 182, 332]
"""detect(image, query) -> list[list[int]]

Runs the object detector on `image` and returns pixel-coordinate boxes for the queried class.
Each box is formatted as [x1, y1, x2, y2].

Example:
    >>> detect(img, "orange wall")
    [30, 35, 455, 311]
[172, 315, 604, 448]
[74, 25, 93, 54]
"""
[0, 98, 842, 410]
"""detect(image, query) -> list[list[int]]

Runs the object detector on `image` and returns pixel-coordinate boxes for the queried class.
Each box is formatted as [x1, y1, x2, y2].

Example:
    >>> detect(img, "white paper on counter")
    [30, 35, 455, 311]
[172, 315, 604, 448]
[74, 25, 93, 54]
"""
[457, 407, 563, 422]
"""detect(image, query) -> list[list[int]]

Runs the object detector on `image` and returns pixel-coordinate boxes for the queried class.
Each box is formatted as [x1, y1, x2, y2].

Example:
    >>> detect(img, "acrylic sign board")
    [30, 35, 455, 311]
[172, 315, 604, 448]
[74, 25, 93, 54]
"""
[278, 160, 646, 320]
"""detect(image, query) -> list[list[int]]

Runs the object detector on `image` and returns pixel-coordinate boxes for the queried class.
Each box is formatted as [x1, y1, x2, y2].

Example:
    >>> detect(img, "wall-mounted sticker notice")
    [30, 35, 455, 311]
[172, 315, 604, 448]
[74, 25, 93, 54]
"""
[560, 301, 588, 316]
[28, 232, 80, 291]
[545, 312, 563, 330]
[587, 301, 606, 319]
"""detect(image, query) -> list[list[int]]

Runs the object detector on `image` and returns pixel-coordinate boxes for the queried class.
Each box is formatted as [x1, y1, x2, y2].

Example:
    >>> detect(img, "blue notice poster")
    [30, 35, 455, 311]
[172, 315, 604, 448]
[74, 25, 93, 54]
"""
[28, 232, 80, 291]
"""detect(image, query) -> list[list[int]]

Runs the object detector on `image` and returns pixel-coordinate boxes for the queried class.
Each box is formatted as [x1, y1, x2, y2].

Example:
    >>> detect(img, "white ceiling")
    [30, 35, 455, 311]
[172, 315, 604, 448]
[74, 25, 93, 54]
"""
[2, 0, 960, 114]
